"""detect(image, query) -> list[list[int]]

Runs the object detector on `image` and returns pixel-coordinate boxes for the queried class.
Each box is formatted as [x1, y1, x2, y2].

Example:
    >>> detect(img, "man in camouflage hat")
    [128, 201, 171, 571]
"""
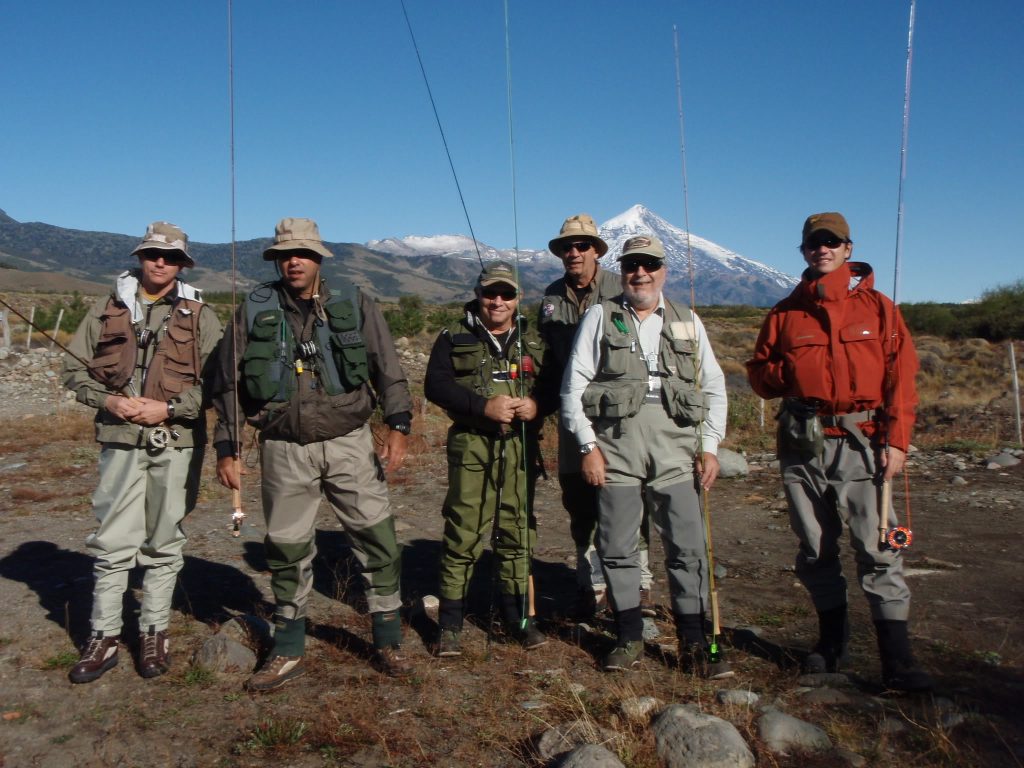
[425, 261, 557, 656]
[539, 214, 654, 618]
[212, 217, 414, 690]
[562, 234, 732, 677]
[63, 221, 222, 683]
[747, 212, 931, 692]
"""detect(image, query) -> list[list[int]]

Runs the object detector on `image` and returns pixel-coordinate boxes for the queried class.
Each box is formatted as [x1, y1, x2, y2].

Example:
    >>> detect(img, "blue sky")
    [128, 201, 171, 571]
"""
[2, 1, 1020, 303]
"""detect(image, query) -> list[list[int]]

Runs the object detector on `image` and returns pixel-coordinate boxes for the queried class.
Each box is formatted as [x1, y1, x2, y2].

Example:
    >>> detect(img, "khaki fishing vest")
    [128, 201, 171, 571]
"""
[581, 298, 706, 424]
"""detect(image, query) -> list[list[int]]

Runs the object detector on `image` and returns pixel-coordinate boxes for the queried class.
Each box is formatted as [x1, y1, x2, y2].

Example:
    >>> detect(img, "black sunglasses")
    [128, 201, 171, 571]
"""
[620, 256, 663, 273]
[481, 287, 517, 301]
[140, 251, 189, 267]
[803, 235, 847, 250]
[560, 241, 594, 255]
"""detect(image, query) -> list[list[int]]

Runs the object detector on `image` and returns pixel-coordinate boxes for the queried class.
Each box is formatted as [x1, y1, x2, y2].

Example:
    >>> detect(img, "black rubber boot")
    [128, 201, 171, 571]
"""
[438, 598, 464, 632]
[500, 593, 546, 649]
[875, 619, 933, 692]
[802, 605, 850, 674]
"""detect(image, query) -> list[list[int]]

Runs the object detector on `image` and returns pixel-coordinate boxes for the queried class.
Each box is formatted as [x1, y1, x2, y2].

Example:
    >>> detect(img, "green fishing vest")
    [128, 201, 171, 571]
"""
[446, 315, 544, 430]
[581, 298, 705, 424]
[240, 280, 369, 403]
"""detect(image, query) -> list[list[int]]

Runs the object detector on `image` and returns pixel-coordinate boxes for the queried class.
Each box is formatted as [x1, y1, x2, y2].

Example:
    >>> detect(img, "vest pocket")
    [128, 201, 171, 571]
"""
[581, 381, 646, 420]
[661, 378, 705, 425]
[598, 337, 633, 376]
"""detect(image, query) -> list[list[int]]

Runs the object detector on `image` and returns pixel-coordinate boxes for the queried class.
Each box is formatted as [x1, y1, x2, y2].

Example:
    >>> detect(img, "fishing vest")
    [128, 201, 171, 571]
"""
[446, 315, 544, 431]
[240, 280, 369, 404]
[87, 296, 204, 402]
[581, 297, 705, 425]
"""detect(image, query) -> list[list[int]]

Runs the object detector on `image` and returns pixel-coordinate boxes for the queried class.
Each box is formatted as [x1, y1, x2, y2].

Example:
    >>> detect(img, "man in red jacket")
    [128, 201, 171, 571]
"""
[747, 212, 931, 692]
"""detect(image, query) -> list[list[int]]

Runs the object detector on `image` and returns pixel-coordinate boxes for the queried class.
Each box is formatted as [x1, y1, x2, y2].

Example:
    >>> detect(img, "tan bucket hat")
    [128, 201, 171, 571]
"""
[263, 217, 334, 261]
[131, 221, 194, 268]
[548, 213, 609, 257]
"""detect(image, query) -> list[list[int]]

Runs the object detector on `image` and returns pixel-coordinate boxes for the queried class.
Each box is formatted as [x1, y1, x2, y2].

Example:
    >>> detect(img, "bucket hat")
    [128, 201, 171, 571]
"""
[548, 214, 609, 258]
[131, 221, 194, 268]
[263, 217, 334, 261]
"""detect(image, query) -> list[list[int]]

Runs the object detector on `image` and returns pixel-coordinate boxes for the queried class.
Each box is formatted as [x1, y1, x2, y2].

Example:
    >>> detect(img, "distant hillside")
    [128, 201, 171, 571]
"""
[0, 206, 797, 305]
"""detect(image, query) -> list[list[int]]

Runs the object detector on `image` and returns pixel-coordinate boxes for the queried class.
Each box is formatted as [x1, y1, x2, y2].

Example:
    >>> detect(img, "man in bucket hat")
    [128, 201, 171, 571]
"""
[562, 234, 732, 677]
[425, 261, 557, 656]
[539, 214, 654, 618]
[747, 212, 931, 692]
[212, 217, 415, 690]
[63, 221, 222, 683]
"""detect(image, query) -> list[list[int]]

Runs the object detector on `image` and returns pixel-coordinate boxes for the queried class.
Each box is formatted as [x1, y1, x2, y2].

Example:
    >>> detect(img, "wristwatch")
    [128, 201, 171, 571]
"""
[580, 441, 597, 455]
[166, 400, 176, 420]
[391, 422, 411, 436]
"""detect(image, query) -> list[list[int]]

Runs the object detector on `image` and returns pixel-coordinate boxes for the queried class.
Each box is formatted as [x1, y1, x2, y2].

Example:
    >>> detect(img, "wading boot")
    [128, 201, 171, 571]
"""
[875, 619, 933, 693]
[802, 605, 850, 674]
[501, 594, 547, 649]
[245, 655, 306, 692]
[69, 633, 119, 684]
[138, 625, 171, 679]
[437, 628, 462, 657]
[603, 640, 643, 672]
[675, 613, 734, 679]
[374, 645, 413, 678]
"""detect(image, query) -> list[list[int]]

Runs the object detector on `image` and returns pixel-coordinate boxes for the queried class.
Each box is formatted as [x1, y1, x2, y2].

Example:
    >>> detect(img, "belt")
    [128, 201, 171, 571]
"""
[819, 410, 874, 428]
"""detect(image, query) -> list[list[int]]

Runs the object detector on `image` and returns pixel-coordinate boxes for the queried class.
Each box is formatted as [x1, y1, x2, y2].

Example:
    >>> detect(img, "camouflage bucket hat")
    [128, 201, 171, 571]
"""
[476, 261, 519, 291]
[619, 234, 665, 261]
[131, 221, 194, 268]
[263, 217, 334, 261]
[548, 213, 609, 258]
[802, 212, 851, 245]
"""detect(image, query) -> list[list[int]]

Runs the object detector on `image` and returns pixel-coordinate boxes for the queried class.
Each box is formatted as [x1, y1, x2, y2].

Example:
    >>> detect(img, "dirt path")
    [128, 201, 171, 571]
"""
[1, 409, 1022, 767]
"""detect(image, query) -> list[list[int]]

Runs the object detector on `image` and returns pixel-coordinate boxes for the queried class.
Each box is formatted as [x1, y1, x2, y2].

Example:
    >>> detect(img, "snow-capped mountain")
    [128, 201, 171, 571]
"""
[366, 234, 552, 265]
[366, 204, 798, 306]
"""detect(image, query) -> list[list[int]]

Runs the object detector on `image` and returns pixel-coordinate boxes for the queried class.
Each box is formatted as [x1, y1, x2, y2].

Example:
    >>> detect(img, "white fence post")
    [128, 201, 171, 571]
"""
[25, 306, 35, 350]
[1010, 340, 1022, 446]
[50, 308, 64, 350]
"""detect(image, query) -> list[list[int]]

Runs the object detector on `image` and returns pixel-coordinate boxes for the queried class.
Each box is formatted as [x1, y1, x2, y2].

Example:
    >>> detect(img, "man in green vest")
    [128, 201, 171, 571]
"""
[425, 261, 557, 656]
[539, 214, 654, 617]
[562, 234, 733, 677]
[213, 217, 414, 691]
[63, 221, 222, 683]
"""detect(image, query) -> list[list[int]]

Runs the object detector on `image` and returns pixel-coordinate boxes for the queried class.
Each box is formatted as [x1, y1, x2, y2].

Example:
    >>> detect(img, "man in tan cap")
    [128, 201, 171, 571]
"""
[63, 221, 222, 683]
[562, 234, 732, 677]
[539, 214, 653, 617]
[425, 261, 557, 656]
[747, 212, 931, 692]
[212, 217, 414, 690]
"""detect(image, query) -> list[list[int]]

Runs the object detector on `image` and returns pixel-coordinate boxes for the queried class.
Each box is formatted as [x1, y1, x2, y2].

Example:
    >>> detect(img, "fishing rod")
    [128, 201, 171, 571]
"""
[225, 0, 245, 536]
[880, 0, 917, 551]
[673, 24, 726, 670]
[502, 0, 534, 640]
[0, 295, 98, 375]
[399, 0, 485, 269]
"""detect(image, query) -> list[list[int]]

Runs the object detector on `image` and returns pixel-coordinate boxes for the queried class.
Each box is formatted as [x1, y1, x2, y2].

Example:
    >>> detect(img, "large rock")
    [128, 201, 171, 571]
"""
[192, 634, 257, 673]
[652, 704, 755, 768]
[557, 743, 625, 768]
[717, 448, 749, 479]
[757, 708, 832, 755]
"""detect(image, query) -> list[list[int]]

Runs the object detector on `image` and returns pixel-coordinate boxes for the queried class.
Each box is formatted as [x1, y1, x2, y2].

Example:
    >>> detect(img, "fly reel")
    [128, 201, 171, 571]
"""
[885, 526, 913, 550]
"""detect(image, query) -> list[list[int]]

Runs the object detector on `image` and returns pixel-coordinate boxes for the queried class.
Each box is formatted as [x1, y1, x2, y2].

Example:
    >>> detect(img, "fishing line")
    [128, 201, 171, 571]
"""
[399, 0, 484, 268]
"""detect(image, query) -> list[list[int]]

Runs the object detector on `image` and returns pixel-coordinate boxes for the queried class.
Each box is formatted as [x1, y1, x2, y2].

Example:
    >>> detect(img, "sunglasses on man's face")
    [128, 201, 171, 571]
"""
[560, 241, 594, 255]
[620, 256, 663, 273]
[140, 252, 188, 267]
[481, 287, 517, 301]
[803, 235, 846, 251]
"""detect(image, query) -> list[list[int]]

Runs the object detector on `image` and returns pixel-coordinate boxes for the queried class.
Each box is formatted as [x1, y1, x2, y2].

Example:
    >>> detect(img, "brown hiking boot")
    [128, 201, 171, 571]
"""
[245, 655, 306, 692]
[138, 626, 171, 679]
[69, 634, 119, 684]
[374, 645, 413, 678]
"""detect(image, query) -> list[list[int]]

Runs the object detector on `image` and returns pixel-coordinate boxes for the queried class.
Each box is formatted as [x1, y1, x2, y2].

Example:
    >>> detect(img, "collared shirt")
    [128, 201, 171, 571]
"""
[560, 293, 727, 454]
